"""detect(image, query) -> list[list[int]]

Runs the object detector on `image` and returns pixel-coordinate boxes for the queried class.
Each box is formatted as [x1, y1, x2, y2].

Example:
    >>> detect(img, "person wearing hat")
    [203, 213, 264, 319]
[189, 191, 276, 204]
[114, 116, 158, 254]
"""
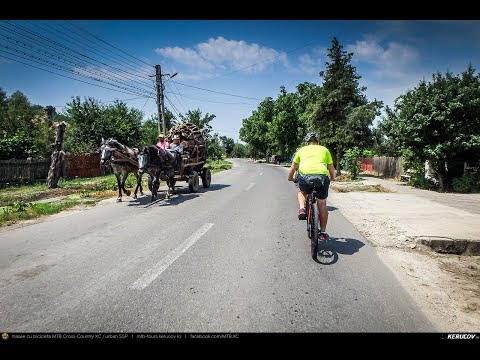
[169, 134, 183, 153]
[169, 134, 183, 168]
[156, 133, 170, 150]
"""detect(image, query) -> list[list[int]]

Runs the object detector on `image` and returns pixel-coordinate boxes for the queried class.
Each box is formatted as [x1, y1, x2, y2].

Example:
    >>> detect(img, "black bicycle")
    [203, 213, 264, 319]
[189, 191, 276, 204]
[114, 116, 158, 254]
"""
[306, 188, 320, 260]
[304, 175, 331, 260]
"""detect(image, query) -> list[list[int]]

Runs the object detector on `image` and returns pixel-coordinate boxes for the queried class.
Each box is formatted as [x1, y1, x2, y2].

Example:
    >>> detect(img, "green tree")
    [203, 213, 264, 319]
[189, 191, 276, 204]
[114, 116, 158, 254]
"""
[341, 147, 362, 180]
[231, 143, 248, 158]
[63, 97, 103, 154]
[63, 96, 145, 154]
[208, 133, 226, 161]
[2, 91, 39, 136]
[219, 135, 235, 156]
[295, 82, 322, 144]
[0, 89, 54, 159]
[103, 100, 143, 145]
[270, 86, 304, 157]
[181, 109, 215, 136]
[0, 87, 8, 123]
[379, 65, 480, 191]
[312, 37, 380, 175]
[239, 97, 274, 160]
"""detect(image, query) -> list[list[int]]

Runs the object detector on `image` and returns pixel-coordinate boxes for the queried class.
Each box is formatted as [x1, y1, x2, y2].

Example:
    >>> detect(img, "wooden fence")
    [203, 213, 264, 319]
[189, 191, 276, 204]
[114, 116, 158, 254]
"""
[372, 156, 404, 178]
[0, 153, 105, 184]
[0, 158, 50, 183]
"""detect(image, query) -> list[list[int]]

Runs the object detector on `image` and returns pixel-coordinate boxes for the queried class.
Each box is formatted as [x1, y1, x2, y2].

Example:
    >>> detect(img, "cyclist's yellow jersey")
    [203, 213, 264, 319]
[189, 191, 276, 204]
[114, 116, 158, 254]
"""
[293, 144, 333, 175]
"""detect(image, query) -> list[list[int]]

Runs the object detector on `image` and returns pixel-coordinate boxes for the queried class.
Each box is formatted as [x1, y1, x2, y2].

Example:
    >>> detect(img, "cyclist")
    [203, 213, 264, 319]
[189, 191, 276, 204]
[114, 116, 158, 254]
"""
[287, 132, 336, 241]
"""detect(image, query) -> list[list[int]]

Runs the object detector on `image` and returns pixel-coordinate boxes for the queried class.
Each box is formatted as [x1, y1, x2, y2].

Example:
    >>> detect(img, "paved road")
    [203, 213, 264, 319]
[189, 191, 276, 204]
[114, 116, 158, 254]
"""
[0, 159, 435, 332]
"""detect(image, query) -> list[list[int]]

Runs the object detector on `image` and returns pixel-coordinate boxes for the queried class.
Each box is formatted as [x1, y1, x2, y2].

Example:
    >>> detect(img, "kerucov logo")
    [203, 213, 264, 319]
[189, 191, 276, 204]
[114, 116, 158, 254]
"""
[446, 334, 477, 340]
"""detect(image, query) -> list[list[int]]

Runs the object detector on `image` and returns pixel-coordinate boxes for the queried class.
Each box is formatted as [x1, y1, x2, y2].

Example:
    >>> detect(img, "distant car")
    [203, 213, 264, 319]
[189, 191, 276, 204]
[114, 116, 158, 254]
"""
[270, 155, 288, 164]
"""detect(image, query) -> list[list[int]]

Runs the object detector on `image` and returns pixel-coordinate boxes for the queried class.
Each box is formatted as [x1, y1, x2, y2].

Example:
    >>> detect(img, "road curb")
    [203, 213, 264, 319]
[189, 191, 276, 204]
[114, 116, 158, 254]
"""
[415, 236, 480, 256]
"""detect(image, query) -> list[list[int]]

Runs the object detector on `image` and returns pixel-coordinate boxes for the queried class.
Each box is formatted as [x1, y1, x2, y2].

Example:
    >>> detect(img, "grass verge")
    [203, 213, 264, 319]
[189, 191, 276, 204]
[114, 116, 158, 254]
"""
[0, 160, 233, 227]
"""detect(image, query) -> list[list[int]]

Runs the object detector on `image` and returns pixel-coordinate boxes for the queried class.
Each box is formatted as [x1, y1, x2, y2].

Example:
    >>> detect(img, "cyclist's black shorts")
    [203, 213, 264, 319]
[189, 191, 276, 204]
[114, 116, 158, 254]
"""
[298, 174, 330, 200]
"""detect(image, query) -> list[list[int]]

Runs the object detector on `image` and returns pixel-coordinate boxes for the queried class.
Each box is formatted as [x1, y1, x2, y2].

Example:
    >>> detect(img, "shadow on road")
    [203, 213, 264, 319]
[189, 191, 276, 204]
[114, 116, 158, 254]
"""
[126, 184, 231, 207]
[315, 237, 365, 265]
[327, 206, 337, 212]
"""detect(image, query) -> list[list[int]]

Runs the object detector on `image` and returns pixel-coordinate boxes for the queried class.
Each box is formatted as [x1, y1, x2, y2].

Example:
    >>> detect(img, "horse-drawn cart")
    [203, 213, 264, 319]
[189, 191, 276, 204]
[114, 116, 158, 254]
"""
[165, 122, 211, 193]
[103, 123, 211, 201]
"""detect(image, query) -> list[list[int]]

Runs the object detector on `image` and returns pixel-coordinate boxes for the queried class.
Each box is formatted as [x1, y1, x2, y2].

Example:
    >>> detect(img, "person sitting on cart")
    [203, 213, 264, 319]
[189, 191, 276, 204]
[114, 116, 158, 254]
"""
[155, 133, 170, 150]
[169, 134, 184, 168]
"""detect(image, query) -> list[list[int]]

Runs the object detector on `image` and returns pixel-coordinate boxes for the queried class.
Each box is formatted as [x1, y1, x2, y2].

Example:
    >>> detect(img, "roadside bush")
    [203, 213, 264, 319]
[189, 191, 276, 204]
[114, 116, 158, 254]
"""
[452, 173, 478, 193]
[341, 147, 362, 180]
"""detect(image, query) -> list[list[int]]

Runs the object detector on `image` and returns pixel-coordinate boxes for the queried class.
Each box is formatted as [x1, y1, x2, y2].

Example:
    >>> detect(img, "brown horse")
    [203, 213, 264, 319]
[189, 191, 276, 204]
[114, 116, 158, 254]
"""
[136, 145, 183, 200]
[99, 138, 143, 202]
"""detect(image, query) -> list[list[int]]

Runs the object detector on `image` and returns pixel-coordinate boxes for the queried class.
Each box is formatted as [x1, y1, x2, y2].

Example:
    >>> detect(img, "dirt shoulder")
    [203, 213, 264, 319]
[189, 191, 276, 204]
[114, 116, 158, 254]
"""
[328, 179, 480, 332]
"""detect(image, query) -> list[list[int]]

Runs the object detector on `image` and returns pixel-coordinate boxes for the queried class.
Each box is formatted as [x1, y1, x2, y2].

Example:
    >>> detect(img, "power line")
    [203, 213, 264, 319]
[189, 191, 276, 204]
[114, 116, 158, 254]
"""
[141, 98, 150, 112]
[164, 83, 188, 113]
[171, 81, 262, 101]
[65, 20, 152, 68]
[26, 20, 153, 81]
[0, 52, 153, 98]
[56, 20, 153, 77]
[166, 90, 256, 106]
[1, 21, 154, 94]
[0, 36, 155, 98]
[164, 95, 183, 119]
[0, 43, 154, 98]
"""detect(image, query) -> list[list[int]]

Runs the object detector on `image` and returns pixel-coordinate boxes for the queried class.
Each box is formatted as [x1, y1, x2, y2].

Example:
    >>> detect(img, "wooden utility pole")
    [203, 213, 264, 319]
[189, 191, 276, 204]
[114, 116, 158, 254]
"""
[46, 122, 66, 188]
[153, 65, 178, 135]
[155, 65, 165, 134]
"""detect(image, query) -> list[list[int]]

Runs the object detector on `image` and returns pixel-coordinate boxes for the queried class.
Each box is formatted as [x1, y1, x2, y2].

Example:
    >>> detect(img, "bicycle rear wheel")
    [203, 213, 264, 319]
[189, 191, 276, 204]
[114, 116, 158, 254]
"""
[306, 195, 312, 239]
[310, 200, 319, 260]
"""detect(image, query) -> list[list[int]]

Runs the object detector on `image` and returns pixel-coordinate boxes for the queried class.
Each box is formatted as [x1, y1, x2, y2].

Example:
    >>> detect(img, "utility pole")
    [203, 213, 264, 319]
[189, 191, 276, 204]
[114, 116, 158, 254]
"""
[153, 65, 178, 135]
[154, 65, 164, 134]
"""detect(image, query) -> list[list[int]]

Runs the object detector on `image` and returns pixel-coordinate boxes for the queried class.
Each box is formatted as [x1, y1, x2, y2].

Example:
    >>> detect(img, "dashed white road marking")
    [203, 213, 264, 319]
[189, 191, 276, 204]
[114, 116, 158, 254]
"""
[131, 223, 214, 290]
[245, 182, 255, 191]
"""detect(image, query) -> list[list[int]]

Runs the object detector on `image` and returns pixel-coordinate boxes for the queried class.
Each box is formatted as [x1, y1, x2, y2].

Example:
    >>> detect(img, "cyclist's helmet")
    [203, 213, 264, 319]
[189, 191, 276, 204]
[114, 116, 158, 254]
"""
[304, 132, 319, 143]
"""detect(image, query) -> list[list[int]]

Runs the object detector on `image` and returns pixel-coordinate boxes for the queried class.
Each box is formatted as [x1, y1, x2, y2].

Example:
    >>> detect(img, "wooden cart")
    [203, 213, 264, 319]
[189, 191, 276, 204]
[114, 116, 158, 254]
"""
[164, 122, 211, 193]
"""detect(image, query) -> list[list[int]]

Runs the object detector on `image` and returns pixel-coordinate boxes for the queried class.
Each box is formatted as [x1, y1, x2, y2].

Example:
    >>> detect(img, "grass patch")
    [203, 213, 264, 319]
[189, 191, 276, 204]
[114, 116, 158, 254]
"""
[0, 173, 145, 207]
[207, 159, 233, 174]
[332, 184, 392, 193]
[334, 174, 363, 182]
[0, 199, 80, 226]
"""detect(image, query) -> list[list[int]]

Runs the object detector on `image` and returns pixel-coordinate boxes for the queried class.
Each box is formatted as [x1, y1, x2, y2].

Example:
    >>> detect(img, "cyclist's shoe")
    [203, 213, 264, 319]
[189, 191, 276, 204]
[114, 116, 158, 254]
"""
[319, 232, 329, 241]
[298, 208, 306, 220]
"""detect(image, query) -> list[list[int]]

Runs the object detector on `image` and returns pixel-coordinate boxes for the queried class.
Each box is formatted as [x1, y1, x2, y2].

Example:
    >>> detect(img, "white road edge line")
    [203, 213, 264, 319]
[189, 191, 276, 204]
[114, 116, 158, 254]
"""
[131, 223, 214, 290]
[245, 182, 255, 191]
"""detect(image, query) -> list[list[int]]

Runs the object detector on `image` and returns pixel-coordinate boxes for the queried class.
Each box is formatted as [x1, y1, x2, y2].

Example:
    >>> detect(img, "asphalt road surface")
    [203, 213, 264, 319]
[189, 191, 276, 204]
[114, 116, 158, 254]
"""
[0, 159, 435, 332]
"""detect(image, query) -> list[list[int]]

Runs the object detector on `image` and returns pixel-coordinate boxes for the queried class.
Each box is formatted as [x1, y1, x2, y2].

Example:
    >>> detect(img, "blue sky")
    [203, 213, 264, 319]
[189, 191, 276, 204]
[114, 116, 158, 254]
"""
[1, 20, 479, 142]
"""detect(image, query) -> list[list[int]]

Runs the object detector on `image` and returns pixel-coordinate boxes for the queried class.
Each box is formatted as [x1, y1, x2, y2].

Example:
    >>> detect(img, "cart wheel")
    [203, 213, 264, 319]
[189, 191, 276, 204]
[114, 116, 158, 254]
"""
[188, 171, 199, 193]
[201, 168, 211, 188]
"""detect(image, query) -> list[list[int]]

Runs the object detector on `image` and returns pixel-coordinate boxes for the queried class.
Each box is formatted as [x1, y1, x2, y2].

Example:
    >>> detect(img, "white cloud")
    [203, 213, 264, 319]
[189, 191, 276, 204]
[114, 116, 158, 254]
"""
[287, 47, 325, 74]
[347, 39, 419, 78]
[155, 46, 214, 70]
[155, 37, 288, 76]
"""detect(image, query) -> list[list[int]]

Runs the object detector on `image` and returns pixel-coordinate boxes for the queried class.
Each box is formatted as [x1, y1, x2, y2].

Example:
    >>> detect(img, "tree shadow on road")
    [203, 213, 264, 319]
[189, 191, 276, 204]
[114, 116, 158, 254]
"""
[315, 237, 365, 265]
[126, 184, 231, 207]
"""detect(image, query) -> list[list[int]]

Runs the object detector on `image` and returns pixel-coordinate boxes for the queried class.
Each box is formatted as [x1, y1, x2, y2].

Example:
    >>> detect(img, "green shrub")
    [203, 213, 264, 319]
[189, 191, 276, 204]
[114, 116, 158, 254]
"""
[452, 174, 478, 193]
[341, 147, 362, 180]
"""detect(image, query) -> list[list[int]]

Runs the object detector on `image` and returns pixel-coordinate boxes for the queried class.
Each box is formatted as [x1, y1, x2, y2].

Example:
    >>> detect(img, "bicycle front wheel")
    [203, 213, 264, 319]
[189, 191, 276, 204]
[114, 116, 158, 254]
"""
[310, 201, 319, 260]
